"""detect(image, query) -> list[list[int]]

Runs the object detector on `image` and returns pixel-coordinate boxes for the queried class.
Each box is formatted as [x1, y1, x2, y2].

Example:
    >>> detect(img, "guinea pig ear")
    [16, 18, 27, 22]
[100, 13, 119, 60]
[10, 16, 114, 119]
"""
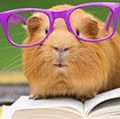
[26, 16, 41, 35]
[80, 16, 99, 37]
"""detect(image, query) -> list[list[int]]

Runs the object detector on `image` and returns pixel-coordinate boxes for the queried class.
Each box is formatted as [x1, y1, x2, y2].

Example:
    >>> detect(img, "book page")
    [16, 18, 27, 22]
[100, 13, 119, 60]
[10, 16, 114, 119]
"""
[0, 106, 11, 119]
[89, 98, 120, 119]
[84, 88, 120, 115]
[2, 96, 84, 119]
[12, 108, 82, 119]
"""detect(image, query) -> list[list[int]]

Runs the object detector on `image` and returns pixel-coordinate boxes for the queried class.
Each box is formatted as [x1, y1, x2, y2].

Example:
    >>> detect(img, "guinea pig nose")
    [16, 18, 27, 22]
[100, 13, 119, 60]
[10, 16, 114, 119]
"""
[53, 46, 69, 52]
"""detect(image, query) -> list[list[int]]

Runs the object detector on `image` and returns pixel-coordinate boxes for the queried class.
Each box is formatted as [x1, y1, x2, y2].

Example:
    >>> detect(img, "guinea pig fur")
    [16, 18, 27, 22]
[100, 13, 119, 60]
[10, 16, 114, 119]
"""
[23, 5, 120, 101]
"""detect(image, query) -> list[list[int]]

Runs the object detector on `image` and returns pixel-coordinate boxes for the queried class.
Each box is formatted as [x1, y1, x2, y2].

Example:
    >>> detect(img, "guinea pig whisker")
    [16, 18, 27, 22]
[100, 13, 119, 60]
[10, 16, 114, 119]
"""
[10, 32, 28, 37]
[22, 48, 44, 54]
[0, 46, 15, 49]
[2, 59, 22, 72]
[2, 63, 22, 74]
[24, 61, 47, 76]
[23, 51, 43, 56]
[24, 64, 40, 75]
[22, 54, 43, 60]
[22, 58, 46, 67]
[2, 54, 21, 72]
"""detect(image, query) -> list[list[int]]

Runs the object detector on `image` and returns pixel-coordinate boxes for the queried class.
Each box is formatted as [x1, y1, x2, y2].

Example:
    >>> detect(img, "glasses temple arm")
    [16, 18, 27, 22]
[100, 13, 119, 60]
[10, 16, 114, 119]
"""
[105, 12, 112, 31]
[8, 14, 27, 25]
[119, 5, 120, 14]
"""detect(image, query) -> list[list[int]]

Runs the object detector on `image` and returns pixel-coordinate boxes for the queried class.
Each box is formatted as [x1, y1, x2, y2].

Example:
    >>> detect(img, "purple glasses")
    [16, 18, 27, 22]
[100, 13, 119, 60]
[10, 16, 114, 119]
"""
[0, 2, 120, 48]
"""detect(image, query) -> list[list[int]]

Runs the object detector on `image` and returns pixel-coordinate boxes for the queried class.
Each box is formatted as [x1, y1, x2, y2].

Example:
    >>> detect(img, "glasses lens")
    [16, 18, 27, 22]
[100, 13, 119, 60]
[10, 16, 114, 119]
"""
[8, 12, 50, 47]
[70, 6, 113, 41]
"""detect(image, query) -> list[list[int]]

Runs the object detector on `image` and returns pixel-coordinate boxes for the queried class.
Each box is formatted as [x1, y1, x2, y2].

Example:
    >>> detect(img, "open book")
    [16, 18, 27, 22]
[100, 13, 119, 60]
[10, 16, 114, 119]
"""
[1, 88, 120, 119]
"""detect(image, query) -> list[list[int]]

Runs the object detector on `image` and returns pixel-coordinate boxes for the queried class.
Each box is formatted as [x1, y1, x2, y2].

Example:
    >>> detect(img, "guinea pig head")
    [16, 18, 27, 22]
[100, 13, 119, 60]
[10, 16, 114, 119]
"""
[23, 6, 110, 97]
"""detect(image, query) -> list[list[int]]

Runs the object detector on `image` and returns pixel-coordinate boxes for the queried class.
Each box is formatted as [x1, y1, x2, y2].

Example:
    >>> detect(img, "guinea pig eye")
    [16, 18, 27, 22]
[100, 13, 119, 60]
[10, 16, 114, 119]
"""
[45, 28, 48, 34]
[76, 28, 80, 36]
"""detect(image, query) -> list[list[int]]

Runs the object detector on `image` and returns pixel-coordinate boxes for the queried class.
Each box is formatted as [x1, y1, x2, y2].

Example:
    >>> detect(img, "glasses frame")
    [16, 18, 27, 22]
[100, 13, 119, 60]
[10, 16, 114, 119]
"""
[0, 2, 120, 48]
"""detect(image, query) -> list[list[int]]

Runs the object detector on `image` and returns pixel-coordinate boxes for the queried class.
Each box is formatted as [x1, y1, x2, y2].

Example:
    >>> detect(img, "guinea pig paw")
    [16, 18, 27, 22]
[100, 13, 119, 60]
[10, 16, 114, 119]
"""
[82, 93, 97, 102]
[80, 96, 91, 102]
[29, 95, 43, 100]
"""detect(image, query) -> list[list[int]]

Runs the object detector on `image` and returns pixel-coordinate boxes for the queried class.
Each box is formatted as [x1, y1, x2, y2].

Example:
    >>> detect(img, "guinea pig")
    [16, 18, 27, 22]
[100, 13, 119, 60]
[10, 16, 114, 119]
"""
[23, 5, 120, 101]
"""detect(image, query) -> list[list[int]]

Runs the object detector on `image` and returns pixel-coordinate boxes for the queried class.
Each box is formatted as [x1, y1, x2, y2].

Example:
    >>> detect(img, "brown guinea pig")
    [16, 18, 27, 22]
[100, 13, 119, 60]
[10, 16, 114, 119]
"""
[23, 5, 120, 101]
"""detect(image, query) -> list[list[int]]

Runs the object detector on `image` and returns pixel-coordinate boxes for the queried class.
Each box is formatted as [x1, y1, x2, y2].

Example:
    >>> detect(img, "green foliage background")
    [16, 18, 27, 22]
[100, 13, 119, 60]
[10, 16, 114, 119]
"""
[0, 0, 120, 71]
